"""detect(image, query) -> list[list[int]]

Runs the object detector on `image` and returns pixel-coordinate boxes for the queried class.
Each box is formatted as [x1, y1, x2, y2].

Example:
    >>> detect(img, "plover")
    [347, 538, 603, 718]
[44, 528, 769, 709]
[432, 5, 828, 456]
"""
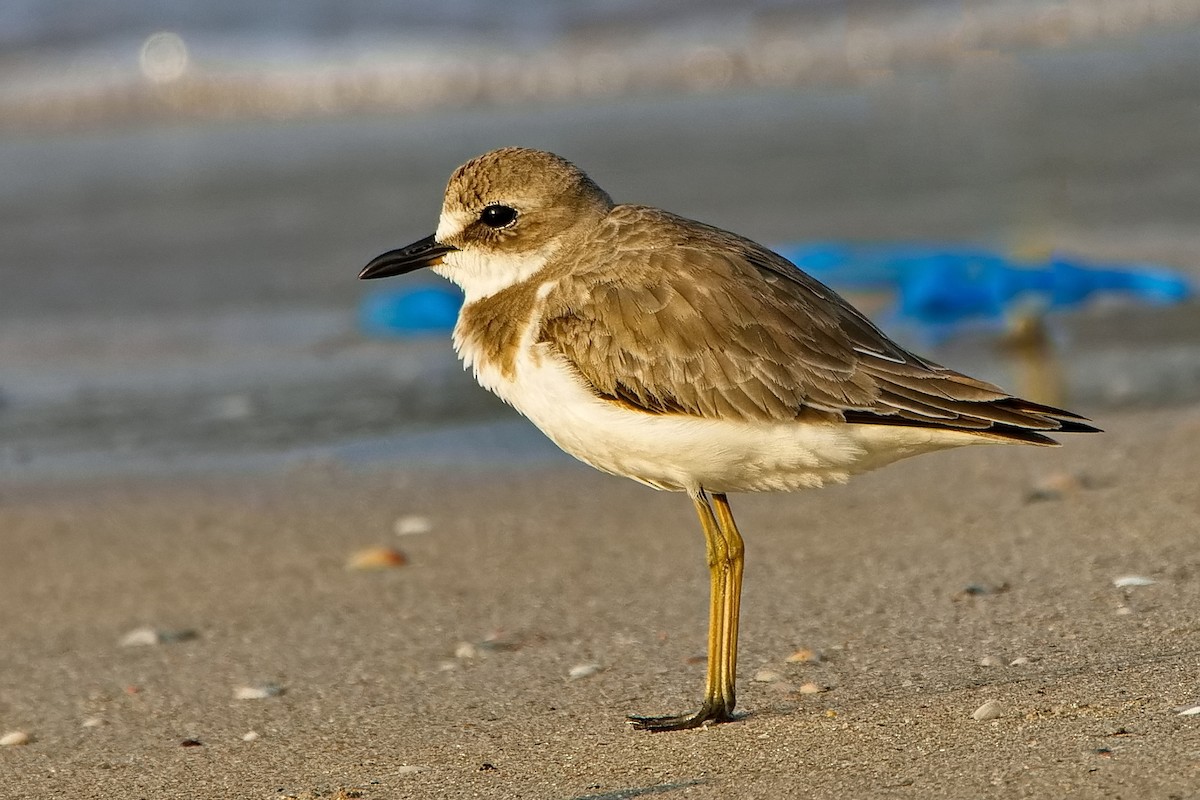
[360, 147, 1098, 731]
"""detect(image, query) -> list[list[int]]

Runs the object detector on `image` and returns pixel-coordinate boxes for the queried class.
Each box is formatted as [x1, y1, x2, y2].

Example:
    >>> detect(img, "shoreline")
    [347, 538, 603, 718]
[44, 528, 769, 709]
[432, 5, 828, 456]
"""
[7, 2, 1200, 134]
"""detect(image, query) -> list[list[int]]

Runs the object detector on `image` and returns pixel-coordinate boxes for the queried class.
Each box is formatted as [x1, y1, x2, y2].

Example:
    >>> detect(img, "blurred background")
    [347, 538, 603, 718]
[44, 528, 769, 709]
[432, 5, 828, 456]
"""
[2, 0, 1199, 479]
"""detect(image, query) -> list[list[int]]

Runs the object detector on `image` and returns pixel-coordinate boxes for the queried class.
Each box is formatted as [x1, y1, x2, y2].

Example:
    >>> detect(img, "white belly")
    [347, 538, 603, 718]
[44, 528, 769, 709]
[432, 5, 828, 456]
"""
[461, 335, 986, 494]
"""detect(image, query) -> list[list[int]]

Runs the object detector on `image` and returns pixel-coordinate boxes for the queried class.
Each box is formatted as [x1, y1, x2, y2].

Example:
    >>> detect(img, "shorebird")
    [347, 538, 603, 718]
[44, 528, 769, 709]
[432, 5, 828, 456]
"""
[360, 147, 1098, 731]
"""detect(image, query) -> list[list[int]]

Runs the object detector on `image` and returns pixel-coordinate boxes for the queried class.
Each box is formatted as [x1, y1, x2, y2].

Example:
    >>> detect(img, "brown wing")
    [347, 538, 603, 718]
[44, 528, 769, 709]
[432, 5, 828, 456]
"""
[538, 205, 1097, 444]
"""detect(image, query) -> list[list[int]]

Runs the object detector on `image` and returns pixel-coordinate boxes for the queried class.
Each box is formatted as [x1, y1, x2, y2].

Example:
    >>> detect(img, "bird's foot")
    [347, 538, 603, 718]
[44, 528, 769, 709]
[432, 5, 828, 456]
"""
[627, 699, 737, 732]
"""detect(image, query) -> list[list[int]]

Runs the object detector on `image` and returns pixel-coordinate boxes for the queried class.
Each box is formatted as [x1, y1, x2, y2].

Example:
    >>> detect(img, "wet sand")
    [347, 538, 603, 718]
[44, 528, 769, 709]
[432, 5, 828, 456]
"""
[2, 405, 1199, 798]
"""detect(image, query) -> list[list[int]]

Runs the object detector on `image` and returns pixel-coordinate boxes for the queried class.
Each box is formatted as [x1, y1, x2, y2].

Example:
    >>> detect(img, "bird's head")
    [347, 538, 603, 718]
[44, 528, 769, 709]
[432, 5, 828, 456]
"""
[360, 147, 613, 300]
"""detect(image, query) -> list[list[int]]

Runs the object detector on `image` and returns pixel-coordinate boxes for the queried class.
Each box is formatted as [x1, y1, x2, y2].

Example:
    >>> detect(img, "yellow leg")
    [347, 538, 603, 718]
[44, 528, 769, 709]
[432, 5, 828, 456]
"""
[629, 490, 743, 731]
[712, 492, 745, 708]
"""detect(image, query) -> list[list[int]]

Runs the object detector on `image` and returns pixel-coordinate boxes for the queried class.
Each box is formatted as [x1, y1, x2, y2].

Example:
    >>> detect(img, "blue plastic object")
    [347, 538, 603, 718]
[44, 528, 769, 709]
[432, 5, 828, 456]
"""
[359, 284, 462, 337]
[357, 244, 1193, 339]
[777, 242, 1193, 331]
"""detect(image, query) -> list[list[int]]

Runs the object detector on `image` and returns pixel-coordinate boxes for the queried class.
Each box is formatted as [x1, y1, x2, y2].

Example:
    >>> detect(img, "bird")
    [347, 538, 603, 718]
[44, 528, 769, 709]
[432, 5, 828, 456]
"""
[359, 147, 1099, 732]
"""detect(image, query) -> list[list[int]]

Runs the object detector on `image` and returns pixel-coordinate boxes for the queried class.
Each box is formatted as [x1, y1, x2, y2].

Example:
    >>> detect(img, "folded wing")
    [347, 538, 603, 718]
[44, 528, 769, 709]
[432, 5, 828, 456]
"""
[537, 206, 1097, 444]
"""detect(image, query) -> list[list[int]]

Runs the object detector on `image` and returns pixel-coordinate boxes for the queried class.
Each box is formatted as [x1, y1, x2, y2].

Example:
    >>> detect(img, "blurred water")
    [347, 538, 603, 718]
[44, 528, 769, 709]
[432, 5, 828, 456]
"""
[1, 5, 1199, 480]
[0, 0, 908, 57]
[5, 0, 1197, 127]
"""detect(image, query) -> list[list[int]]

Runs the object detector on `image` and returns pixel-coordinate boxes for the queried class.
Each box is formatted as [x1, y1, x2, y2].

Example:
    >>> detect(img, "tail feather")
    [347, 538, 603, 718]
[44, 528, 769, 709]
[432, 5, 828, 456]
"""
[844, 395, 1101, 444]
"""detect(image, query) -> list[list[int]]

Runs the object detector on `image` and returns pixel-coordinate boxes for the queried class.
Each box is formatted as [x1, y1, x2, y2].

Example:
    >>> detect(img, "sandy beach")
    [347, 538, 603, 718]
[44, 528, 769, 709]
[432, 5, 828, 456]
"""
[3, 8, 1200, 797]
[2, 404, 1198, 798]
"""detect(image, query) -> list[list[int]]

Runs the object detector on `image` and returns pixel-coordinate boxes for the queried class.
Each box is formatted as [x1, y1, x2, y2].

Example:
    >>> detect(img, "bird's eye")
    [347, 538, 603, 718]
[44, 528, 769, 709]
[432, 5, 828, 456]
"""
[479, 204, 518, 229]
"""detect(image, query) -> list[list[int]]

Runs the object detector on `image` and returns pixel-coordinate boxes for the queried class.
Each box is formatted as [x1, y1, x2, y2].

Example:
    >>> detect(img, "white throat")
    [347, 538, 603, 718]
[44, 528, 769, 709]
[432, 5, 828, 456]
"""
[433, 209, 550, 301]
[431, 248, 549, 303]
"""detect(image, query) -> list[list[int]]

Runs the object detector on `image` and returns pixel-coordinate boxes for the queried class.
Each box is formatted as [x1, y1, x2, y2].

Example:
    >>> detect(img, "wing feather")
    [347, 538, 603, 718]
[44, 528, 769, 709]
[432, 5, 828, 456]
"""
[537, 206, 1098, 441]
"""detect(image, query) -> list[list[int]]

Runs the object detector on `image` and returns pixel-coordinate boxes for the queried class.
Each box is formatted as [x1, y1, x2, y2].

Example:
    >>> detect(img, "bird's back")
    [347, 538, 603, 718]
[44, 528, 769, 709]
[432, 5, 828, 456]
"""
[538, 204, 1097, 446]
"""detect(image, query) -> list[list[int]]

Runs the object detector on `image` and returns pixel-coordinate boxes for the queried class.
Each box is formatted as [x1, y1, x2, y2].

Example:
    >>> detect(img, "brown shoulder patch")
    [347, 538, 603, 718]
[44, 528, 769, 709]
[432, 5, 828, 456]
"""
[457, 281, 545, 380]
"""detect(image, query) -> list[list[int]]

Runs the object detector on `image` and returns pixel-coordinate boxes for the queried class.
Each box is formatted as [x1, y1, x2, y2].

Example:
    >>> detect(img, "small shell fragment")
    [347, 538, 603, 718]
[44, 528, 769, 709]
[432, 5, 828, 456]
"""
[753, 669, 785, 683]
[1026, 472, 1087, 502]
[798, 682, 824, 694]
[972, 700, 1005, 721]
[119, 627, 161, 647]
[1177, 705, 1200, 716]
[454, 642, 478, 660]
[785, 648, 823, 664]
[394, 516, 432, 536]
[397, 765, 425, 775]
[346, 546, 408, 570]
[979, 655, 1004, 667]
[234, 684, 284, 700]
[242, 731, 260, 741]
[479, 630, 522, 651]
[1009, 656, 1031, 666]
[81, 717, 105, 728]
[1113, 575, 1155, 588]
[568, 663, 602, 680]
[0, 731, 30, 746]
[119, 627, 197, 646]
[953, 582, 1010, 600]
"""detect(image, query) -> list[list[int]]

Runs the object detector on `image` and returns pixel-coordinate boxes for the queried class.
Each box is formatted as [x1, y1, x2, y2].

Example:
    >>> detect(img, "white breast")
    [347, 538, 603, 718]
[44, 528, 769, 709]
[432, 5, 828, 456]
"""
[453, 300, 989, 494]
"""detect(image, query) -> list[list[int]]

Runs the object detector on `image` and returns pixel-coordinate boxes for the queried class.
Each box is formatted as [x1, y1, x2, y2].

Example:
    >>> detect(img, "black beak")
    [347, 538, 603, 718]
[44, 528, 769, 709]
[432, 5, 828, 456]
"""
[359, 234, 458, 280]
